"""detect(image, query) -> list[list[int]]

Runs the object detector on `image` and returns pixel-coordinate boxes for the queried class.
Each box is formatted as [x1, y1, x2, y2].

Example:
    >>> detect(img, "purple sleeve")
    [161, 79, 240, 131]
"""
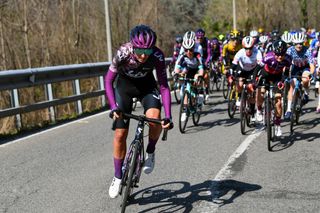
[104, 69, 117, 110]
[154, 48, 172, 119]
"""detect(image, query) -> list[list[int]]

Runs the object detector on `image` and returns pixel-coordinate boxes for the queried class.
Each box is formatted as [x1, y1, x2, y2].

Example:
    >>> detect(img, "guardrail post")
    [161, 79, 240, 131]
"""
[45, 83, 56, 123]
[74, 79, 83, 114]
[99, 76, 106, 107]
[10, 89, 22, 129]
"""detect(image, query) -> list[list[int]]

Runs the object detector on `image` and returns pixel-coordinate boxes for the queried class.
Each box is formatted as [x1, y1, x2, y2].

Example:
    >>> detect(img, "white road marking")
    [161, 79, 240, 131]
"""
[197, 126, 264, 212]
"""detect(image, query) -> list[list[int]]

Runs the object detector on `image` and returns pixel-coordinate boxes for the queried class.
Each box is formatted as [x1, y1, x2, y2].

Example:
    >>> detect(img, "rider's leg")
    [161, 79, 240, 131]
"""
[145, 108, 161, 154]
[275, 93, 282, 136]
[286, 79, 295, 113]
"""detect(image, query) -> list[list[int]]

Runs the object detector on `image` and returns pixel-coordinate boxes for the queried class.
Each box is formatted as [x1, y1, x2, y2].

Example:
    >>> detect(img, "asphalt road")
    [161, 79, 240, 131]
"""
[1, 90, 320, 213]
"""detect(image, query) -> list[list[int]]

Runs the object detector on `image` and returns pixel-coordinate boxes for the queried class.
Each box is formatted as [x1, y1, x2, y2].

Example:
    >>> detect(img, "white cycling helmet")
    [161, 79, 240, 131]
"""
[250, 30, 259, 37]
[242, 36, 255, 48]
[281, 33, 292, 44]
[259, 35, 268, 44]
[183, 31, 195, 41]
[182, 31, 195, 49]
[291, 32, 305, 44]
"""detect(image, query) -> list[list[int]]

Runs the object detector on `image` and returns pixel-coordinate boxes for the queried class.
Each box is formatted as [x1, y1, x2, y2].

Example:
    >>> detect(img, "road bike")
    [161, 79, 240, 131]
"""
[113, 112, 168, 213]
[178, 76, 204, 133]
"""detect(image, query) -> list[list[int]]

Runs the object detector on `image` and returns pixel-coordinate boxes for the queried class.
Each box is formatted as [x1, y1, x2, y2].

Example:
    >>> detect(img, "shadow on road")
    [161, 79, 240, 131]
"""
[270, 116, 320, 152]
[127, 179, 262, 212]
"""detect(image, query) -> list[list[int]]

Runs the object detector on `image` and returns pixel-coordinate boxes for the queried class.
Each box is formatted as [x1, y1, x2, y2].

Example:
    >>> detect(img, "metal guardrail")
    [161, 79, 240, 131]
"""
[0, 58, 173, 129]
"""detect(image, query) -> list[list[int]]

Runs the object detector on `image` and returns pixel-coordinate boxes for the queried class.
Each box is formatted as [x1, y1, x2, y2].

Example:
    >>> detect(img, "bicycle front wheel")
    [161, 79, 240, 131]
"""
[121, 144, 139, 213]
[227, 85, 237, 119]
[222, 76, 228, 99]
[173, 82, 181, 104]
[265, 93, 273, 151]
[240, 89, 247, 135]
[192, 94, 201, 126]
[179, 91, 190, 133]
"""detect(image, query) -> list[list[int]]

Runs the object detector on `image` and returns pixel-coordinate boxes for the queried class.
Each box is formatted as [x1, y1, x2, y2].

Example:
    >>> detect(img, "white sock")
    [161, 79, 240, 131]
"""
[287, 100, 292, 112]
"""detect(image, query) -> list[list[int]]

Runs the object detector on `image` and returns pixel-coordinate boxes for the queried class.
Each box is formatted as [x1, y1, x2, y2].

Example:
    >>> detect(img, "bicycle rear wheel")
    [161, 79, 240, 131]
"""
[121, 144, 139, 213]
[179, 91, 190, 133]
[240, 89, 247, 135]
[227, 85, 237, 119]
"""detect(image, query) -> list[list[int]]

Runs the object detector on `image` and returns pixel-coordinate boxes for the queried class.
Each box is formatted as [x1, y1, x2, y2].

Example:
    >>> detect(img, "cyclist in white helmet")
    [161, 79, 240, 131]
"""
[231, 36, 263, 116]
[174, 33, 204, 121]
[177, 31, 203, 59]
[284, 31, 315, 119]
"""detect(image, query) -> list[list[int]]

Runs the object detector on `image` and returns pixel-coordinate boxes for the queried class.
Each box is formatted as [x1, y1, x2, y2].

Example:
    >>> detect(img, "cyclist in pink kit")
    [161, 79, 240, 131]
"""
[104, 25, 173, 198]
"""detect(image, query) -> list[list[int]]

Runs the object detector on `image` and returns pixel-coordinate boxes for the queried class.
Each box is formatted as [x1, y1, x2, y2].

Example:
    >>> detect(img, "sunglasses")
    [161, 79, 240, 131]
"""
[245, 47, 253, 50]
[185, 48, 194, 52]
[196, 37, 203, 39]
[295, 42, 303, 46]
[134, 48, 153, 55]
[275, 52, 285, 57]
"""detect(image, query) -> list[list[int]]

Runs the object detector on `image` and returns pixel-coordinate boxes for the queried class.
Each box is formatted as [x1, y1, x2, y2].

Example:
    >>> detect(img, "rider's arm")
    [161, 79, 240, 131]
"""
[154, 48, 172, 119]
[105, 67, 117, 110]
[306, 49, 315, 74]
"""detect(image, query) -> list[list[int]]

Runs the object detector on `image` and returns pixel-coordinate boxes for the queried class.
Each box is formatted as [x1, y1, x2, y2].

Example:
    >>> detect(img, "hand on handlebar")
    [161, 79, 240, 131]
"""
[109, 108, 121, 120]
[162, 118, 174, 130]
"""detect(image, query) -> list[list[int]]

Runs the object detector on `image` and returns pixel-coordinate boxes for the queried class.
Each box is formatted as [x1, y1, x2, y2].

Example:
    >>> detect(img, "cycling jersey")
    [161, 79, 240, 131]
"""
[232, 47, 263, 71]
[222, 41, 242, 64]
[286, 46, 313, 74]
[175, 52, 203, 78]
[263, 52, 292, 75]
[197, 37, 212, 65]
[105, 42, 171, 119]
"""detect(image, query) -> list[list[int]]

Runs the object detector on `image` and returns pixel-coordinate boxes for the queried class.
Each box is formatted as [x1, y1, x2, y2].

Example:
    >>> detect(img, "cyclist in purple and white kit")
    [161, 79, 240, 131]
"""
[256, 40, 292, 136]
[105, 25, 173, 199]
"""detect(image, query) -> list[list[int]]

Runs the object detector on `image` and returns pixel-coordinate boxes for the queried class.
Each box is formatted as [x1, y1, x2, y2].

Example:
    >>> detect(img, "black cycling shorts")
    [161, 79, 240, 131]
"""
[113, 74, 161, 129]
[258, 69, 283, 93]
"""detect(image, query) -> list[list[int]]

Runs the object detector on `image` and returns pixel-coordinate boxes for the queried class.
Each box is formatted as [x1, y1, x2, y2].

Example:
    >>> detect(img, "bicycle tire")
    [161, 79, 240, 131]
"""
[265, 92, 272, 151]
[227, 85, 236, 119]
[240, 89, 247, 135]
[216, 76, 222, 91]
[222, 76, 228, 99]
[192, 93, 201, 126]
[290, 90, 300, 134]
[282, 82, 289, 119]
[173, 82, 181, 104]
[121, 144, 139, 213]
[179, 90, 189, 133]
